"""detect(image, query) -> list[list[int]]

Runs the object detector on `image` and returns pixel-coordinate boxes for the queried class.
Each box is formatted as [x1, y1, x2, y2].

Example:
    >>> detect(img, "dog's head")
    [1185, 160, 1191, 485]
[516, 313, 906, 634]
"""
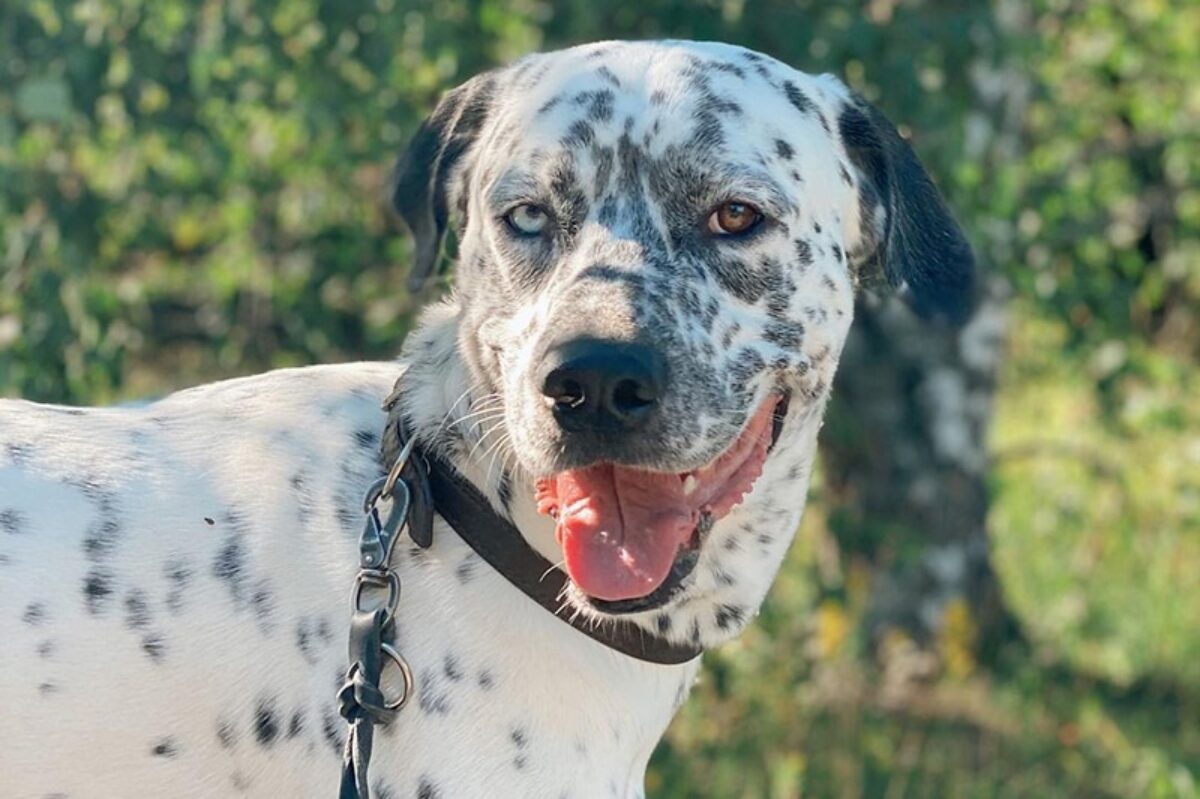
[393, 41, 973, 642]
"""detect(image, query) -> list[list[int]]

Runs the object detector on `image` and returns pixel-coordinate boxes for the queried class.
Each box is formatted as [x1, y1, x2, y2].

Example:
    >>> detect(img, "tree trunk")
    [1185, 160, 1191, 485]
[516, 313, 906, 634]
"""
[821, 285, 1013, 668]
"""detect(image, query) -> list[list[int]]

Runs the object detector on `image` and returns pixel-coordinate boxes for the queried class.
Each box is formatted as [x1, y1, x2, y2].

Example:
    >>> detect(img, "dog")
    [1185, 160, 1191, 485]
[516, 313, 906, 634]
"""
[0, 40, 972, 798]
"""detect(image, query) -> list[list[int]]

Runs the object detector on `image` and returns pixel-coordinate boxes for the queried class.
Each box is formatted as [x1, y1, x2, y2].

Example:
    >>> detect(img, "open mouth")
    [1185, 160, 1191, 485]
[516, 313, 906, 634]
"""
[534, 393, 790, 613]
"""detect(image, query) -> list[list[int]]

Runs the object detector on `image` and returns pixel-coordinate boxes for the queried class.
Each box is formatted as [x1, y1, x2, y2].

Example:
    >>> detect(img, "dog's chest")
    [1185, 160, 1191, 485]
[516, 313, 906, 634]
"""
[0, 363, 696, 798]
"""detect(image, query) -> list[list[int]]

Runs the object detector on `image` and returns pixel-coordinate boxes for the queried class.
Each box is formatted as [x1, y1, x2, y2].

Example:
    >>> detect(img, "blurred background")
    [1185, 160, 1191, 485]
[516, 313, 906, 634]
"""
[1, 0, 1197, 795]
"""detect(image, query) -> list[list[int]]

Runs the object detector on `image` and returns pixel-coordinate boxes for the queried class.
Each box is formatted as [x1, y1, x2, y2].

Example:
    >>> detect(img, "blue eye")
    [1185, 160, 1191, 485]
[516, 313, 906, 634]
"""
[505, 204, 550, 236]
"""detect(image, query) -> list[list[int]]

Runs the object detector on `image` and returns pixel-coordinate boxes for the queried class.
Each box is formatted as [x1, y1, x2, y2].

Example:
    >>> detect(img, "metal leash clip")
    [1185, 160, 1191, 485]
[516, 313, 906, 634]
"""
[337, 434, 419, 799]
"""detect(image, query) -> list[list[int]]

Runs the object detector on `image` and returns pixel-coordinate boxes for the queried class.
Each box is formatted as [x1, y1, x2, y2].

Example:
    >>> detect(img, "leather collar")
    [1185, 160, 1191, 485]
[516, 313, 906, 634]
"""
[380, 383, 703, 665]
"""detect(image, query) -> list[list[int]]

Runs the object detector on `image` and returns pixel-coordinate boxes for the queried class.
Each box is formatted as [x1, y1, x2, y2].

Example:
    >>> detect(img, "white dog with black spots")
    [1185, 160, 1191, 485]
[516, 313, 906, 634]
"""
[0, 40, 973, 798]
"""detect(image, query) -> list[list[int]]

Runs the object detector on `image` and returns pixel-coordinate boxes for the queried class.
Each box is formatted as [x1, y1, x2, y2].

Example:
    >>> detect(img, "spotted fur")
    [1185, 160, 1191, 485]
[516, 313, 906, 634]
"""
[0, 40, 971, 796]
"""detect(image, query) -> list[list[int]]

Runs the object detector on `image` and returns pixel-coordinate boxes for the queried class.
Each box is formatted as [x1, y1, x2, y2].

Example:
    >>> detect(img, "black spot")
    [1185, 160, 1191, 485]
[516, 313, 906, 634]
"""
[39, 682, 58, 696]
[511, 726, 530, 770]
[443, 654, 463, 682]
[203, 517, 215, 526]
[142, 634, 166, 662]
[212, 537, 246, 603]
[22, 601, 46, 625]
[124, 590, 151, 631]
[714, 604, 746, 630]
[36, 639, 55, 658]
[296, 619, 317, 663]
[511, 727, 529, 748]
[764, 320, 805, 351]
[709, 60, 747, 79]
[794, 239, 814, 266]
[496, 471, 513, 514]
[649, 89, 667, 106]
[353, 428, 377, 449]
[478, 670, 495, 691]
[655, 614, 672, 634]
[562, 119, 595, 148]
[320, 711, 343, 753]
[839, 162, 853, 186]
[151, 738, 179, 758]
[782, 81, 813, 115]
[83, 569, 114, 614]
[418, 670, 451, 716]
[217, 720, 237, 749]
[573, 89, 615, 123]
[287, 710, 305, 739]
[83, 518, 121, 561]
[254, 698, 279, 746]
[594, 65, 621, 88]
[0, 508, 27, 535]
[832, 243, 843, 262]
[164, 559, 193, 614]
[417, 777, 442, 799]
[250, 581, 275, 632]
[454, 556, 477, 584]
[774, 139, 794, 160]
[317, 617, 334, 643]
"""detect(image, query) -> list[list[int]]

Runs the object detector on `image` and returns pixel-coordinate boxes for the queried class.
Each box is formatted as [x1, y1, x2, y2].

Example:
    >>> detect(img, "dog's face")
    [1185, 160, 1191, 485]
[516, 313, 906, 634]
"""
[394, 41, 972, 638]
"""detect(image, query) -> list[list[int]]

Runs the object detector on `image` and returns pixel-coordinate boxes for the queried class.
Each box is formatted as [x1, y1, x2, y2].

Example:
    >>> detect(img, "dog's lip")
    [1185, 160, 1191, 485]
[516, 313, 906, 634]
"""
[539, 391, 791, 614]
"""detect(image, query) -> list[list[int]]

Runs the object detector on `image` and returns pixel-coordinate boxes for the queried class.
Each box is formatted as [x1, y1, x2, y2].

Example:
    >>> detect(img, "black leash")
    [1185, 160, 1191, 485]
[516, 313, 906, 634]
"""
[336, 379, 702, 797]
[336, 438, 418, 799]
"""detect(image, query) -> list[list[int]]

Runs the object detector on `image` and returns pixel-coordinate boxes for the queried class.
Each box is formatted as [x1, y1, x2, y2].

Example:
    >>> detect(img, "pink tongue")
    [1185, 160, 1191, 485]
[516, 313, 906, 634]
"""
[547, 466, 697, 601]
[534, 398, 778, 601]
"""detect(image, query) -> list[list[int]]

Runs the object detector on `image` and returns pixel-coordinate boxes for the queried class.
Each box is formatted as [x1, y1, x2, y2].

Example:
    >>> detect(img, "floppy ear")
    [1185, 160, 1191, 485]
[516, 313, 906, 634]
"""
[837, 91, 976, 323]
[391, 73, 498, 292]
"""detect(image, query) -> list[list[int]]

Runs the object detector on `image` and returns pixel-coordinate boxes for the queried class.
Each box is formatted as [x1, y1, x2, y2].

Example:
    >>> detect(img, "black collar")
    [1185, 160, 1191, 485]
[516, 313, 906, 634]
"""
[380, 388, 703, 666]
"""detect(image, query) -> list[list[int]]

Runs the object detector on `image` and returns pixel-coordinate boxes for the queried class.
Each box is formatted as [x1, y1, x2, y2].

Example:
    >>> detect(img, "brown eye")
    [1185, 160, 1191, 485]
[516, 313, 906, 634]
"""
[707, 201, 763, 236]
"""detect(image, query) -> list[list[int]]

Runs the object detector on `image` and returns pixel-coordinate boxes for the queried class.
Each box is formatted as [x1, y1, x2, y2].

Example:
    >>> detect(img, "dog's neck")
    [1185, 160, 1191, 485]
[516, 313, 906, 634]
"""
[395, 298, 560, 562]
[393, 297, 828, 648]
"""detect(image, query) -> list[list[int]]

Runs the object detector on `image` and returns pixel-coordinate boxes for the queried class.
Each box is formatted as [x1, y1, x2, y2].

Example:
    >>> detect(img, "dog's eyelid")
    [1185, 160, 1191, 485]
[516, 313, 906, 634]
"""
[709, 173, 792, 218]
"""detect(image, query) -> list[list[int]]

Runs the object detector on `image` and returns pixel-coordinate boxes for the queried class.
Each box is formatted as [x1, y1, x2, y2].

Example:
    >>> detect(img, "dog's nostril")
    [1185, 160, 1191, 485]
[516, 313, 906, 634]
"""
[553, 379, 587, 410]
[611, 378, 656, 414]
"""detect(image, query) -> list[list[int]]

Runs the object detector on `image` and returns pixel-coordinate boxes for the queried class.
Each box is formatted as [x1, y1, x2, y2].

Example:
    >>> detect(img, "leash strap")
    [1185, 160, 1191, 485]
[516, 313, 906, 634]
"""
[336, 444, 418, 799]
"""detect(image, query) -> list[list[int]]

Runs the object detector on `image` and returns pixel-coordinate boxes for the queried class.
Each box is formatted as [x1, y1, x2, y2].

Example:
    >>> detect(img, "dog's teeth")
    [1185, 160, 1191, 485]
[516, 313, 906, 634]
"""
[682, 474, 698, 496]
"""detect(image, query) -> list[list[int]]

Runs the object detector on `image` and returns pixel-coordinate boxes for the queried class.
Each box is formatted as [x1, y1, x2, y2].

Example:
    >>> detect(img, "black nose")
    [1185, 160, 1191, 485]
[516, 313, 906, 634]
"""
[538, 339, 665, 431]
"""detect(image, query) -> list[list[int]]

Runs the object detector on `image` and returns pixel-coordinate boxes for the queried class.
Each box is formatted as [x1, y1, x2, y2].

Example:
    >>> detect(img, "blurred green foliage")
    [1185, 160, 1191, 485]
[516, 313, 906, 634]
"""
[2, 0, 1198, 796]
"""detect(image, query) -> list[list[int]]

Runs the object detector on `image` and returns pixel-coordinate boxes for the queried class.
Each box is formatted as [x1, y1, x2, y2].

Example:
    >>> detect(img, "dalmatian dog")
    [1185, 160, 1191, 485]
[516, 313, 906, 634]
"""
[0, 40, 972, 798]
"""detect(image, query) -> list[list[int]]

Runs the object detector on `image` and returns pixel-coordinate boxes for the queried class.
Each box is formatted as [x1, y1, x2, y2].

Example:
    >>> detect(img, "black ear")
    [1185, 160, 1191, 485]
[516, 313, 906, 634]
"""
[838, 92, 976, 324]
[391, 73, 497, 292]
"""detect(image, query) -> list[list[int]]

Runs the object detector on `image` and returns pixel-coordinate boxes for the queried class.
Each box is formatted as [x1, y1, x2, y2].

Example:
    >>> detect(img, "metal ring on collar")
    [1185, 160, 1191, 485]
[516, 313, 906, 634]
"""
[379, 642, 415, 712]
